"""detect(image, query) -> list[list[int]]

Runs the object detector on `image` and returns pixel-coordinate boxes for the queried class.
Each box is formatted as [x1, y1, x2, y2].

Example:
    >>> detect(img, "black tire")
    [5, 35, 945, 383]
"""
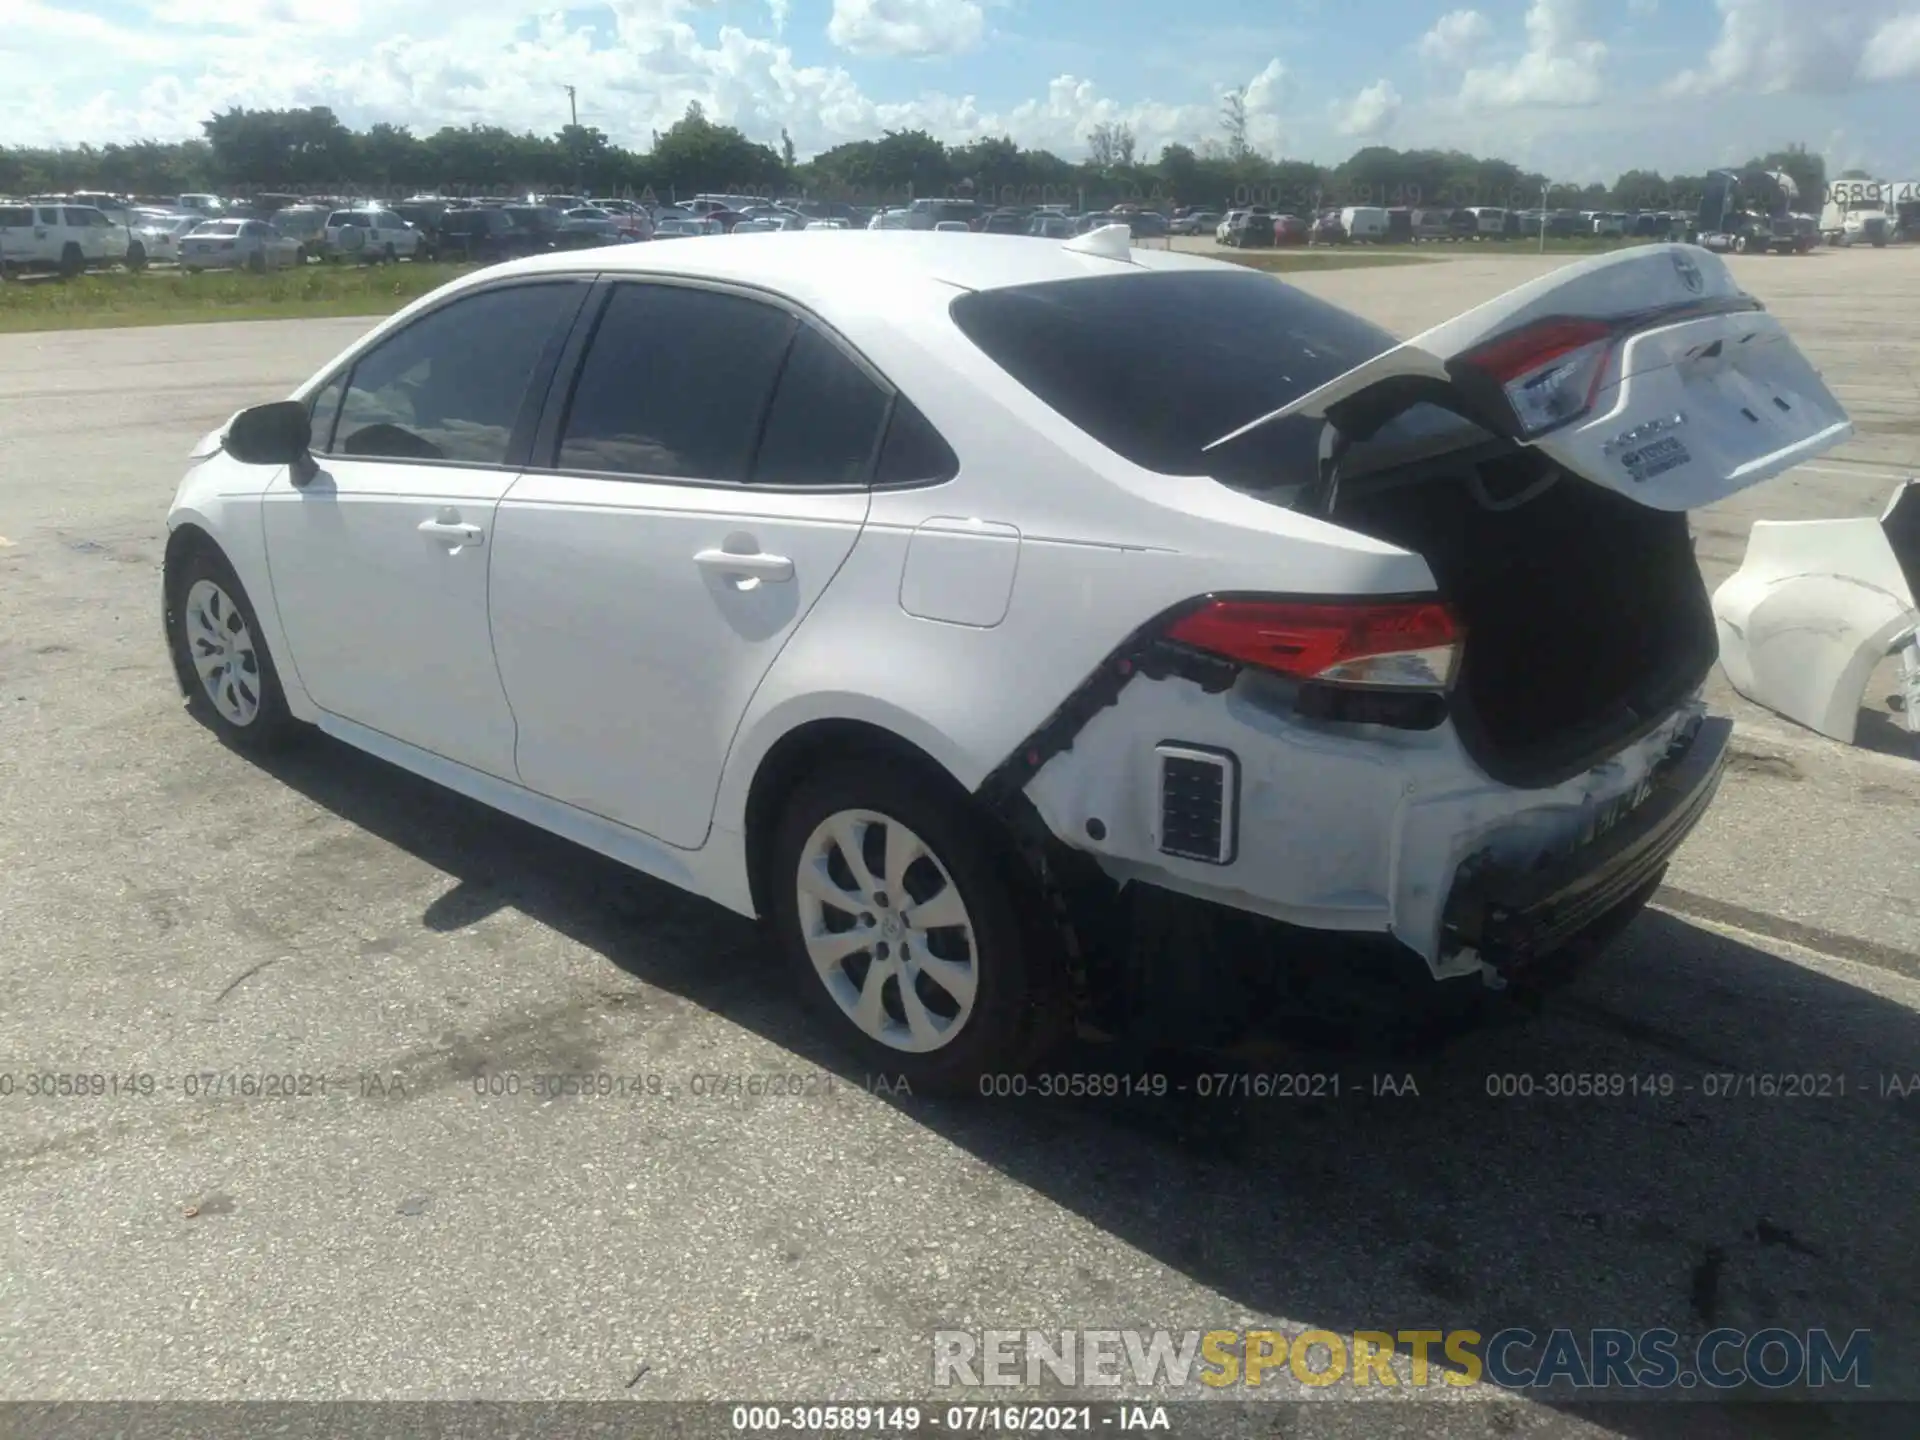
[126, 243, 148, 272]
[58, 243, 83, 279]
[166, 545, 302, 753]
[383, 243, 397, 263]
[767, 756, 1068, 1093]
[247, 249, 266, 274]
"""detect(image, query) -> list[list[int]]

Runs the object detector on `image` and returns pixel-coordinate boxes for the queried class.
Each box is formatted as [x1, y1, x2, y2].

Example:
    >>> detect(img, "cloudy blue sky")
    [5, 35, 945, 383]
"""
[4, 0, 1918, 179]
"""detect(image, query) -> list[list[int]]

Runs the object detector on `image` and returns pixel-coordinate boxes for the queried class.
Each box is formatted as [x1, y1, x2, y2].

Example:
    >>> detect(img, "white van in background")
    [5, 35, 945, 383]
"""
[1339, 206, 1388, 241]
[1469, 206, 1509, 237]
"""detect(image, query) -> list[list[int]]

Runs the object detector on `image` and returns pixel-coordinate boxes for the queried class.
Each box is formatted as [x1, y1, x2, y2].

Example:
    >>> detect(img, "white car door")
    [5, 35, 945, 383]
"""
[489, 280, 887, 849]
[261, 277, 591, 779]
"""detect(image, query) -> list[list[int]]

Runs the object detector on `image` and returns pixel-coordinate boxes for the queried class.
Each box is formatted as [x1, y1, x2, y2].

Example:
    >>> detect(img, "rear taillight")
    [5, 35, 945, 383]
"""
[1162, 597, 1463, 689]
[1456, 316, 1613, 438]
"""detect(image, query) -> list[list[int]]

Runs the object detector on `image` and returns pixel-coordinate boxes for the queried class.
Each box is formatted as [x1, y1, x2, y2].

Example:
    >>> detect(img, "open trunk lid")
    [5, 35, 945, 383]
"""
[1206, 243, 1851, 511]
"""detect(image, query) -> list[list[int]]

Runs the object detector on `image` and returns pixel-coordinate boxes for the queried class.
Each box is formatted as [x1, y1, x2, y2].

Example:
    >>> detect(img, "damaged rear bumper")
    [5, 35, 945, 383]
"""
[1441, 715, 1730, 973]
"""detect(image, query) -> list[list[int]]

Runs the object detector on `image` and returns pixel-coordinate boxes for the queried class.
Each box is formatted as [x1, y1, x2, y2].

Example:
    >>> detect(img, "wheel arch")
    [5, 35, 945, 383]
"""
[739, 715, 983, 921]
[163, 504, 317, 722]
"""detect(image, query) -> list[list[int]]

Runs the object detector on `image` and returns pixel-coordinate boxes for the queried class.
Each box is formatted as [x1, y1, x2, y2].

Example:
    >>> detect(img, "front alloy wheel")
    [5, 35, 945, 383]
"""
[168, 548, 300, 751]
[797, 810, 979, 1053]
[184, 578, 264, 727]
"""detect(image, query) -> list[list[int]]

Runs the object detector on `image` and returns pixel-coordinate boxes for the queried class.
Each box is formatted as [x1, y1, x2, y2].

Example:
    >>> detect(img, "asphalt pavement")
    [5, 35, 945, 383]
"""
[0, 248, 1916, 1435]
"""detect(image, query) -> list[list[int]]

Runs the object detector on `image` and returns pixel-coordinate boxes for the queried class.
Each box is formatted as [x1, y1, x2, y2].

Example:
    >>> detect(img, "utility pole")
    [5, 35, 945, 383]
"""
[564, 85, 581, 198]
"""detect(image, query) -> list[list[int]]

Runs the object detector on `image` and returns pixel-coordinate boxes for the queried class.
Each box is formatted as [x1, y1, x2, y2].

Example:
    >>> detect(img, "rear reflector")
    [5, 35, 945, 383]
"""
[1162, 598, 1463, 689]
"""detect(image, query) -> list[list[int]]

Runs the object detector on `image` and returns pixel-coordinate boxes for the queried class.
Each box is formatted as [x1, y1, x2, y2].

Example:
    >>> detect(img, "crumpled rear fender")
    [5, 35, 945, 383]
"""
[1712, 497, 1919, 743]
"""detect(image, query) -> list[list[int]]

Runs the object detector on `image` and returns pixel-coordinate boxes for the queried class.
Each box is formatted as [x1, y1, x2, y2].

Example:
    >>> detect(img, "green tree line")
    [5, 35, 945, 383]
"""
[0, 103, 1826, 217]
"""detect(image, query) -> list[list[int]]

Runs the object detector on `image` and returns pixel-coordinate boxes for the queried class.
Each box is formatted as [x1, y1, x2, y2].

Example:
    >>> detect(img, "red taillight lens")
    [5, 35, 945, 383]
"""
[1162, 598, 1463, 689]
[1457, 316, 1613, 437]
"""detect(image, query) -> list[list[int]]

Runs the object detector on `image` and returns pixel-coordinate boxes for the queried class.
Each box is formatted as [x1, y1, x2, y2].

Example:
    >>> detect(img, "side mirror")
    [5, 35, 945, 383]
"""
[226, 399, 316, 484]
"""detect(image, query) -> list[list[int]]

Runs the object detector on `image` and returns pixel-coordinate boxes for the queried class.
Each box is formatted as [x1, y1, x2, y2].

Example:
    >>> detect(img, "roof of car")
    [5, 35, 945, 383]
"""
[478, 229, 1233, 305]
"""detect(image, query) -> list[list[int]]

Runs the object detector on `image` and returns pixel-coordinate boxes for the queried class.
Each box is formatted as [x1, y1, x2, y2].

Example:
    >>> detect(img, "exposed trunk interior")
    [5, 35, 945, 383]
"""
[1332, 445, 1717, 789]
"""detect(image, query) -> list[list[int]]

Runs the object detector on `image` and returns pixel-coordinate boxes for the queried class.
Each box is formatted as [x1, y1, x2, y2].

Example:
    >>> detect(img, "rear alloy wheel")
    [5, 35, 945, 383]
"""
[1732, 233, 1750, 254]
[770, 760, 1066, 1092]
[169, 549, 301, 752]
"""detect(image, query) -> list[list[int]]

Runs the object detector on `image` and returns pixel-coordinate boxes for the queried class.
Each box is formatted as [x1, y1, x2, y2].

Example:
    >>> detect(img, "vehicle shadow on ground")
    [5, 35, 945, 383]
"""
[258, 733, 1920, 1438]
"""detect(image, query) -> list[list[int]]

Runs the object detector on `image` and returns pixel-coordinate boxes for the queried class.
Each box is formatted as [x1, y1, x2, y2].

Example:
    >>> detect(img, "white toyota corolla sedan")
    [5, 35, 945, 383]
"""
[163, 229, 1850, 1088]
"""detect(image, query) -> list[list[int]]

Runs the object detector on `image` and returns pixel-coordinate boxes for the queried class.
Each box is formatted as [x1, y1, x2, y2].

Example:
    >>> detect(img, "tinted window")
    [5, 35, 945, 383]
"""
[750, 327, 890, 487]
[333, 284, 576, 465]
[874, 397, 959, 484]
[0, 206, 30, 227]
[947, 270, 1394, 491]
[558, 284, 796, 481]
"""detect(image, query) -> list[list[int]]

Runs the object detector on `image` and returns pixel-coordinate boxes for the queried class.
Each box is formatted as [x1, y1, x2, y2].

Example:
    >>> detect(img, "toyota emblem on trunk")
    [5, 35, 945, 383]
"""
[1672, 250, 1704, 293]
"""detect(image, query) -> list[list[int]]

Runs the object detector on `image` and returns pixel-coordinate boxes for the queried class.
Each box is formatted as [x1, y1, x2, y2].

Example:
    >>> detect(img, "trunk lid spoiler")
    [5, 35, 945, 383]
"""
[1206, 244, 1852, 511]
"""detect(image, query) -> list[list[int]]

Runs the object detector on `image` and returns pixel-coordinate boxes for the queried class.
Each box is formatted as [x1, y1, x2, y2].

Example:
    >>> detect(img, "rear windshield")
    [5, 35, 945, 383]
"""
[947, 270, 1396, 490]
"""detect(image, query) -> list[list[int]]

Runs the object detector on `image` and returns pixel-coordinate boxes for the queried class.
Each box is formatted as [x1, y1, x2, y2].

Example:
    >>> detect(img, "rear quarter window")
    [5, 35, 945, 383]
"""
[0, 206, 31, 227]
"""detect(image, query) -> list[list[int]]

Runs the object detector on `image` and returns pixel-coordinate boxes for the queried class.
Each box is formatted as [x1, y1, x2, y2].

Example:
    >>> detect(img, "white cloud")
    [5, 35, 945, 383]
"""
[826, 0, 984, 58]
[1666, 0, 1914, 95]
[1417, 9, 1494, 67]
[1860, 10, 1920, 80]
[1459, 0, 1607, 106]
[1627, 0, 1657, 14]
[1335, 79, 1400, 137]
[767, 0, 789, 33]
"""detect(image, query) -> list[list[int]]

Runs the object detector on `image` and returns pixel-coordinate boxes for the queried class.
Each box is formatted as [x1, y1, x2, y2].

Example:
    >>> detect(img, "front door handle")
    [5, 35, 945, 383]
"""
[694, 547, 793, 583]
[419, 518, 484, 547]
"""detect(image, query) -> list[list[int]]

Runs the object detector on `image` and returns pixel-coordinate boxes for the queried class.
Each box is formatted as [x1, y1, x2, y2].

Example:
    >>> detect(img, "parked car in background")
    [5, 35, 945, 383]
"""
[271, 205, 331, 262]
[1272, 214, 1309, 246]
[983, 210, 1029, 235]
[0, 202, 136, 276]
[730, 219, 782, 234]
[653, 215, 722, 238]
[181, 218, 304, 273]
[1309, 212, 1347, 244]
[1170, 211, 1221, 236]
[129, 210, 200, 265]
[433, 206, 550, 263]
[805, 219, 852, 231]
[1222, 211, 1275, 247]
[907, 198, 982, 230]
[176, 194, 222, 216]
[558, 207, 633, 244]
[1027, 213, 1074, 238]
[324, 208, 421, 264]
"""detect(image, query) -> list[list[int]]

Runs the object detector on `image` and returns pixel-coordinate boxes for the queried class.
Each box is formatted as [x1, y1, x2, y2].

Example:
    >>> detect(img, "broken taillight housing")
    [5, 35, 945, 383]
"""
[1456, 316, 1614, 438]
[1162, 597, 1464, 689]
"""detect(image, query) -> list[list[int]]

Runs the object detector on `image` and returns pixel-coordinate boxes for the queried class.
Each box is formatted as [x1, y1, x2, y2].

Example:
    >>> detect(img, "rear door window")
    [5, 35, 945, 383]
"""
[0, 206, 31, 228]
[556, 283, 796, 482]
[332, 283, 580, 465]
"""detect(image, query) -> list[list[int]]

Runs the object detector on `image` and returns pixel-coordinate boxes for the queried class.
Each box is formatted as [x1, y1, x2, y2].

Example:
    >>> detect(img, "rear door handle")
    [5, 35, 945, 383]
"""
[419, 518, 484, 547]
[695, 548, 793, 583]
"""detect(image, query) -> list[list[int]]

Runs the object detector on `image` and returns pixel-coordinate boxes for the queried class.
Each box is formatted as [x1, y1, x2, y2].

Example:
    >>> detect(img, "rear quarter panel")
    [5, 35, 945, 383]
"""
[711, 279, 1436, 833]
